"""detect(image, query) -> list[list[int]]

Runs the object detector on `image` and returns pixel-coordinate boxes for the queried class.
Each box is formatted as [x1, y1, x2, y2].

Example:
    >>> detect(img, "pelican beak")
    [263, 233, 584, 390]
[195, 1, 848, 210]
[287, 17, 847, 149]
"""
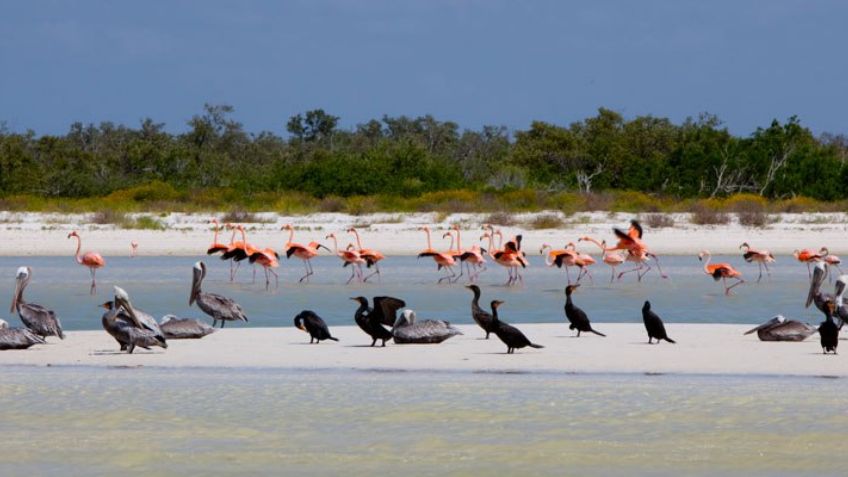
[806, 263, 827, 308]
[190, 265, 203, 306]
[114, 294, 142, 329]
[744, 316, 781, 335]
[99, 302, 112, 309]
[10, 278, 21, 314]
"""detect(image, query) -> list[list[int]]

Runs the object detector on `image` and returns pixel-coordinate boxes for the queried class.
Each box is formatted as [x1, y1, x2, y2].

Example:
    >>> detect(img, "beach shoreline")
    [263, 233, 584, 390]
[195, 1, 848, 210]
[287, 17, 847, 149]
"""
[0, 323, 842, 377]
[0, 210, 846, 257]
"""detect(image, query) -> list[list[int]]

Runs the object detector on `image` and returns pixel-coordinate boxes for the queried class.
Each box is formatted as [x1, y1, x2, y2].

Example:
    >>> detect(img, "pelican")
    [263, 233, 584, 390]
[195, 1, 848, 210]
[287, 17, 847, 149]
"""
[0, 318, 45, 350]
[805, 261, 847, 326]
[391, 309, 462, 344]
[10, 267, 64, 340]
[743, 316, 817, 341]
[159, 315, 216, 340]
[101, 287, 167, 353]
[190, 261, 248, 328]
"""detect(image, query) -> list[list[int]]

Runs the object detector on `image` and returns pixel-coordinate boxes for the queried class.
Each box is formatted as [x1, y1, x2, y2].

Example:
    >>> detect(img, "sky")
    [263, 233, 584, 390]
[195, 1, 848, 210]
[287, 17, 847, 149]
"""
[1, 0, 846, 136]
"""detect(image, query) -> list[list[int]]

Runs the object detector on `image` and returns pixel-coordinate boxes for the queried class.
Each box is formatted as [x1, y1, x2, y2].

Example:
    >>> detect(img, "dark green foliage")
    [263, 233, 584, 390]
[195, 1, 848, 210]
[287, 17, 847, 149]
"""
[1, 105, 846, 206]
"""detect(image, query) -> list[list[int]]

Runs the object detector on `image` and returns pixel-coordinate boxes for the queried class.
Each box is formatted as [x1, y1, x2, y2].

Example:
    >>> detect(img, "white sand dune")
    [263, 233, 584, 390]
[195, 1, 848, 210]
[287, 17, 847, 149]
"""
[0, 323, 842, 377]
[0, 211, 846, 256]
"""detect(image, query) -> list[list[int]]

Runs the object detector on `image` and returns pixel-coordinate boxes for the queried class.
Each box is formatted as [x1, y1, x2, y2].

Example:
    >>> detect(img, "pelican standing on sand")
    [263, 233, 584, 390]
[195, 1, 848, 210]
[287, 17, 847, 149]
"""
[101, 287, 167, 353]
[0, 318, 45, 350]
[391, 309, 462, 344]
[190, 261, 248, 328]
[68, 230, 105, 294]
[293, 310, 338, 343]
[10, 267, 64, 340]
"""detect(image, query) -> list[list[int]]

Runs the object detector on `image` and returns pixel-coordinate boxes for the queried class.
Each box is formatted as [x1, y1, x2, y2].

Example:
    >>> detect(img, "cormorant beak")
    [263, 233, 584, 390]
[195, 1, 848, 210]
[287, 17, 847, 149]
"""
[297, 323, 306, 332]
[806, 264, 827, 308]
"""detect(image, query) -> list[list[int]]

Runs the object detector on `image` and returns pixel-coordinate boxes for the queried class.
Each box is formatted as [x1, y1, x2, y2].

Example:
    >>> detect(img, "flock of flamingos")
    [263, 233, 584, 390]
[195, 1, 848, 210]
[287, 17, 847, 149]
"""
[67, 218, 843, 296]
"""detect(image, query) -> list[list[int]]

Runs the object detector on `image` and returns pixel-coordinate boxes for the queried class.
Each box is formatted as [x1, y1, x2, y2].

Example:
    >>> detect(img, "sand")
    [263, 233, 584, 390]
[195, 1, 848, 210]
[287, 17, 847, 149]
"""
[0, 323, 842, 377]
[0, 210, 846, 257]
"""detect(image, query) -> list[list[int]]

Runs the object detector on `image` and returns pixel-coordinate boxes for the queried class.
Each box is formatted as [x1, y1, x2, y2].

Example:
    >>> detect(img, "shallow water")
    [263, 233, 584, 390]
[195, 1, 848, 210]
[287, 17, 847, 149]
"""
[0, 366, 845, 476]
[0, 255, 823, 330]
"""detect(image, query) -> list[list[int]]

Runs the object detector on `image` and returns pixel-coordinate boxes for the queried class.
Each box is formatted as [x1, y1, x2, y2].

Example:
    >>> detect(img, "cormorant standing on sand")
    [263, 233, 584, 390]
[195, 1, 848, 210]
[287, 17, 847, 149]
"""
[489, 300, 543, 354]
[641, 300, 675, 344]
[350, 296, 404, 347]
[819, 300, 839, 354]
[294, 310, 339, 344]
[466, 285, 495, 339]
[564, 284, 606, 337]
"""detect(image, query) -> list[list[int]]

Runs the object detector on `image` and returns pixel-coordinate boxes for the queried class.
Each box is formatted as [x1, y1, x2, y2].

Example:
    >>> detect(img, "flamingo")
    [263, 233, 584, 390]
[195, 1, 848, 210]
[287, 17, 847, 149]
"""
[567, 242, 595, 284]
[206, 219, 229, 255]
[347, 227, 385, 282]
[326, 233, 366, 284]
[579, 236, 625, 283]
[67, 230, 105, 294]
[820, 247, 843, 278]
[248, 245, 280, 290]
[444, 225, 486, 282]
[130, 241, 138, 258]
[739, 242, 775, 283]
[417, 226, 457, 283]
[698, 250, 744, 295]
[482, 228, 526, 285]
[539, 243, 579, 283]
[281, 224, 329, 283]
[223, 225, 259, 283]
[794, 248, 823, 278]
[605, 220, 668, 281]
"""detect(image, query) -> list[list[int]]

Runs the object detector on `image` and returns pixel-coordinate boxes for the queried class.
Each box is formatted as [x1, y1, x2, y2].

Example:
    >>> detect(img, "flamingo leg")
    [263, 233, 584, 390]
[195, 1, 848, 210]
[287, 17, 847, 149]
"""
[756, 262, 763, 283]
[650, 255, 669, 279]
[764, 262, 771, 278]
[252, 265, 256, 284]
[724, 276, 745, 295]
[609, 266, 617, 284]
[270, 268, 279, 289]
[89, 268, 96, 295]
[583, 267, 594, 284]
[362, 262, 381, 282]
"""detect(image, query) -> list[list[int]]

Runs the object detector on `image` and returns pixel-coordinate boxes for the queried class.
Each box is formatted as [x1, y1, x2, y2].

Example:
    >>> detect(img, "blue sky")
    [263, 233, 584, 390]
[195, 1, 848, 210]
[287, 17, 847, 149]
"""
[1, 0, 846, 135]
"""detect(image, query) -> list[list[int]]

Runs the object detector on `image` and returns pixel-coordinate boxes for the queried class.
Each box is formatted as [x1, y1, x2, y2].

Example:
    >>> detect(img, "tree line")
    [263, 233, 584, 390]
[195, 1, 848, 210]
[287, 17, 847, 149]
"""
[1, 105, 846, 202]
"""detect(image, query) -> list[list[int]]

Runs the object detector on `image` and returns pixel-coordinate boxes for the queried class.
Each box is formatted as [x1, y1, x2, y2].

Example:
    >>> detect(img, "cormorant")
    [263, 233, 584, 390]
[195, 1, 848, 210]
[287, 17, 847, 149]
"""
[190, 261, 248, 328]
[391, 310, 462, 344]
[489, 300, 543, 354]
[350, 296, 403, 346]
[465, 284, 495, 339]
[0, 318, 45, 350]
[743, 316, 816, 342]
[564, 284, 606, 337]
[819, 300, 839, 354]
[294, 310, 338, 343]
[101, 287, 168, 354]
[10, 267, 64, 340]
[641, 301, 675, 344]
[159, 315, 215, 340]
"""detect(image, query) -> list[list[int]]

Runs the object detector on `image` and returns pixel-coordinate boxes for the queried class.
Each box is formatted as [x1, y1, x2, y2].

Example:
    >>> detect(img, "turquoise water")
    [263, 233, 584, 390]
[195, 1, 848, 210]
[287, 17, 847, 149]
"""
[0, 366, 845, 476]
[1, 255, 822, 330]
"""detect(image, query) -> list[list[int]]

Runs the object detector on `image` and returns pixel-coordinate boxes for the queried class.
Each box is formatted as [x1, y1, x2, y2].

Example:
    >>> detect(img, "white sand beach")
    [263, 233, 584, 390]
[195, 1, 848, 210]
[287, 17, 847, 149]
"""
[0, 211, 846, 257]
[1, 323, 842, 377]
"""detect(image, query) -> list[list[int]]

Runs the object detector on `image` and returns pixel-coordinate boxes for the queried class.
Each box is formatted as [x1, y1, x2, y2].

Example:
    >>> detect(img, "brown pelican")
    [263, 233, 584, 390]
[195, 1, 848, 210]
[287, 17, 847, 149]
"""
[10, 267, 64, 340]
[159, 315, 215, 340]
[293, 310, 338, 343]
[101, 287, 167, 353]
[806, 261, 847, 326]
[190, 261, 248, 328]
[743, 316, 817, 341]
[391, 309, 462, 344]
[0, 318, 45, 350]
[350, 296, 403, 347]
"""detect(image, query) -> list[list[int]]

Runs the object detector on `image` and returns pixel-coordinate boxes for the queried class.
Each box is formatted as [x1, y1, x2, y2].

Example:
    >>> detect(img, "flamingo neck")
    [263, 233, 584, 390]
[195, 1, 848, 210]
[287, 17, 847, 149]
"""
[239, 228, 248, 245]
[212, 225, 219, 244]
[329, 236, 339, 253]
[352, 230, 363, 249]
[423, 229, 432, 250]
[287, 228, 294, 246]
[228, 229, 236, 245]
[702, 253, 712, 273]
[446, 233, 455, 251]
[455, 229, 462, 250]
[72, 236, 82, 263]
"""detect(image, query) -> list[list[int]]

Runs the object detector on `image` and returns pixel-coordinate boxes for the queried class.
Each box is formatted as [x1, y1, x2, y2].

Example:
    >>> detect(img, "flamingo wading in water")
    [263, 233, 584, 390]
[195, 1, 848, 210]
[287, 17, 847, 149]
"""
[739, 242, 775, 283]
[282, 224, 330, 283]
[698, 250, 744, 295]
[68, 230, 105, 294]
[347, 227, 385, 282]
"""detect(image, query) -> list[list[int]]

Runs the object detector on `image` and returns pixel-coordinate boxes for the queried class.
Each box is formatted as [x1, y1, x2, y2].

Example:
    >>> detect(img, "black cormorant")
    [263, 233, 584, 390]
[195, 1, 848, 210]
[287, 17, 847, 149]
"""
[641, 300, 675, 344]
[465, 285, 495, 339]
[564, 284, 606, 337]
[489, 300, 543, 354]
[294, 310, 338, 343]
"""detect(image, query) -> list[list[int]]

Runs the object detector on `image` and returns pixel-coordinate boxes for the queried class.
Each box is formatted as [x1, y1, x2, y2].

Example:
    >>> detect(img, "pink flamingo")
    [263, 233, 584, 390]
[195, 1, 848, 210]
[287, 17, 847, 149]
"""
[566, 242, 596, 284]
[326, 233, 366, 284]
[248, 245, 280, 290]
[579, 236, 625, 283]
[282, 224, 329, 282]
[68, 230, 105, 294]
[418, 226, 457, 283]
[346, 227, 385, 282]
[739, 242, 775, 283]
[130, 241, 138, 258]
